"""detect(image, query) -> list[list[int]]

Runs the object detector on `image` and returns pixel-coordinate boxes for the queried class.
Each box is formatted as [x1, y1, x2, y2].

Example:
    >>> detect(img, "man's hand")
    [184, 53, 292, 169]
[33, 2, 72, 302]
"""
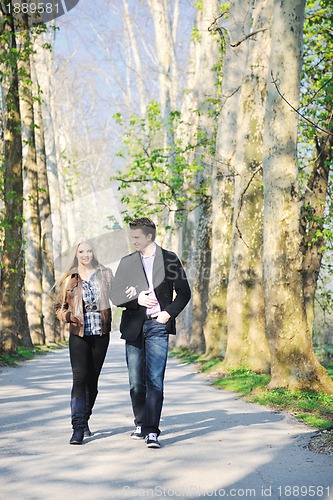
[155, 311, 171, 324]
[125, 286, 137, 299]
[138, 290, 158, 308]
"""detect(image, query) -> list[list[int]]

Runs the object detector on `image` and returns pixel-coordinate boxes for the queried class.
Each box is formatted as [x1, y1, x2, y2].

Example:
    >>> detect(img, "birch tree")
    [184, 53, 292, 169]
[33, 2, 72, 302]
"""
[262, 0, 333, 392]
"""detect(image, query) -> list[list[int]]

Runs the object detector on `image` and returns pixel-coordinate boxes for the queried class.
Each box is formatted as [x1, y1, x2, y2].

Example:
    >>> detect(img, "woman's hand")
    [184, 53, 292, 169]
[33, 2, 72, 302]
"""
[70, 314, 81, 327]
[125, 286, 137, 299]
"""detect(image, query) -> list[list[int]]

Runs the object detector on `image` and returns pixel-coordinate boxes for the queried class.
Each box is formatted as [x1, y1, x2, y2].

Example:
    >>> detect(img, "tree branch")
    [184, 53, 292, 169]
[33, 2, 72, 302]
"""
[208, 14, 268, 48]
[235, 166, 262, 249]
[229, 28, 269, 48]
[271, 71, 333, 136]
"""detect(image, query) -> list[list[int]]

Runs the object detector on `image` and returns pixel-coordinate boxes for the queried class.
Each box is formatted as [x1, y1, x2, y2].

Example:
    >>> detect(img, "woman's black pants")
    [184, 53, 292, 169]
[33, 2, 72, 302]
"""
[69, 332, 110, 419]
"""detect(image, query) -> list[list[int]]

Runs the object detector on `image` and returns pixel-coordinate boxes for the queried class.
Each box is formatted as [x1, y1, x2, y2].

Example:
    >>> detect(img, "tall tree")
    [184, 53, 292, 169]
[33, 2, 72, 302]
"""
[17, 27, 45, 345]
[299, 0, 333, 336]
[0, 7, 31, 351]
[204, 0, 252, 357]
[262, 0, 333, 392]
[177, 0, 220, 352]
[147, 0, 178, 122]
[223, 0, 273, 373]
[32, 29, 68, 263]
[32, 60, 57, 343]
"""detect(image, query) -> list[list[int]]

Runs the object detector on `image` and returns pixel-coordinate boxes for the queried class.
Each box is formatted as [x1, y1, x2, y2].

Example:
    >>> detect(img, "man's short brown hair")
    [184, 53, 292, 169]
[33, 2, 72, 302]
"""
[129, 217, 156, 241]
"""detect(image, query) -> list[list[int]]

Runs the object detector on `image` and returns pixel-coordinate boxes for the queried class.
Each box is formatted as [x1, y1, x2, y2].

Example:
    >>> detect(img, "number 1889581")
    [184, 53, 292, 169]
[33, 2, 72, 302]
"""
[278, 486, 330, 497]
[6, 2, 60, 14]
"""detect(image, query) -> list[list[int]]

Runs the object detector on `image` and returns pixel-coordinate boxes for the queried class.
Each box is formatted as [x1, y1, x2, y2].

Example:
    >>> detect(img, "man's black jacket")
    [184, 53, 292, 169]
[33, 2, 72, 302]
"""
[110, 245, 191, 341]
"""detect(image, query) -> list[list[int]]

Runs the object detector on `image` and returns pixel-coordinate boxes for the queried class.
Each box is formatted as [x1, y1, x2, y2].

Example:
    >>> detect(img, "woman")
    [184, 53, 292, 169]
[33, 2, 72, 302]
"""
[55, 238, 113, 444]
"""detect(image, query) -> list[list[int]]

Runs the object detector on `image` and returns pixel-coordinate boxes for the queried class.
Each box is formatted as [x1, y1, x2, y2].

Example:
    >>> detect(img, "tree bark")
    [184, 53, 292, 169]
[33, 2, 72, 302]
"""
[186, 0, 220, 353]
[0, 10, 31, 351]
[147, 0, 178, 149]
[300, 115, 333, 335]
[17, 29, 45, 345]
[204, 0, 252, 358]
[122, 0, 147, 116]
[32, 59, 57, 344]
[32, 30, 69, 276]
[262, 0, 333, 392]
[223, 0, 272, 373]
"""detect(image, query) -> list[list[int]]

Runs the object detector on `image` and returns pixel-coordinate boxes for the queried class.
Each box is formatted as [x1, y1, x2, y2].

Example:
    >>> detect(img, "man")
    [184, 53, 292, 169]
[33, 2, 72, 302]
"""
[111, 217, 191, 448]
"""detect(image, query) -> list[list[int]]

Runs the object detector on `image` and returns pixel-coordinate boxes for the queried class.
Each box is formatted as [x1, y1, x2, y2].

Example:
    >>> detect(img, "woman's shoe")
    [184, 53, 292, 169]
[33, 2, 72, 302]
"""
[70, 397, 86, 444]
[83, 423, 92, 438]
[70, 428, 84, 445]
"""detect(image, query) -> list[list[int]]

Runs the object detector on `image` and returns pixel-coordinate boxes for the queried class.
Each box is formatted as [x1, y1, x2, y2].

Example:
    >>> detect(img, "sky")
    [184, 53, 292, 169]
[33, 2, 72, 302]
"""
[48, 0, 197, 253]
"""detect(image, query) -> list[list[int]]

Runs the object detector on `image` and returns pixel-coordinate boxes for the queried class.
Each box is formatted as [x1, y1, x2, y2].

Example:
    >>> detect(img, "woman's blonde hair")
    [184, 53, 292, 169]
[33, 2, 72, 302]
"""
[54, 237, 100, 293]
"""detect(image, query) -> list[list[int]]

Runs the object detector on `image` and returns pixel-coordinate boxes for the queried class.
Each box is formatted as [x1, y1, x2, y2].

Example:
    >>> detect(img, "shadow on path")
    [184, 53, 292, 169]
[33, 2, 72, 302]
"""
[0, 333, 332, 500]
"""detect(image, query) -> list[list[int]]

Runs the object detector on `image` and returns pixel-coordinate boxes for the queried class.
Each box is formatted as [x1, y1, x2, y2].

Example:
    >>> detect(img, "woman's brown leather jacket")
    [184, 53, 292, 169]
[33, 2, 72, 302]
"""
[55, 265, 114, 337]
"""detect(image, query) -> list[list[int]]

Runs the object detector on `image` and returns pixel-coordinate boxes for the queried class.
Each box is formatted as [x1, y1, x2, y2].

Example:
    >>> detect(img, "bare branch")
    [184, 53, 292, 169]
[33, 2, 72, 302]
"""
[208, 12, 228, 37]
[229, 28, 269, 48]
[271, 71, 333, 137]
[208, 14, 268, 48]
[235, 166, 262, 248]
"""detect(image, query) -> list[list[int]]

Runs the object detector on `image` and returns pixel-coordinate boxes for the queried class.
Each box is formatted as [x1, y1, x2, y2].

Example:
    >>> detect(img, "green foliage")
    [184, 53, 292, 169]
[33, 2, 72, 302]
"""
[111, 102, 212, 224]
[0, 22, 50, 103]
[0, 19, 54, 264]
[61, 151, 79, 198]
[191, 26, 202, 42]
[0, 344, 65, 366]
[299, 0, 333, 317]
[213, 367, 270, 394]
[169, 347, 222, 371]
[170, 348, 333, 429]
[252, 388, 333, 430]
[193, 0, 203, 12]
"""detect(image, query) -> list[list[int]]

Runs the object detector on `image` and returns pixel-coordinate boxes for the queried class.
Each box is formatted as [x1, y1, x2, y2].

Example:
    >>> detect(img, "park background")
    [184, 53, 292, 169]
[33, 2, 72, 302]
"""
[1, 0, 333, 415]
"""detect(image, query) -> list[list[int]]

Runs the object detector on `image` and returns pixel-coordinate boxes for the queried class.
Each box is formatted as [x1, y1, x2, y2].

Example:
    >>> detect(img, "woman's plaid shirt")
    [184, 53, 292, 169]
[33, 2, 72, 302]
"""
[82, 273, 101, 336]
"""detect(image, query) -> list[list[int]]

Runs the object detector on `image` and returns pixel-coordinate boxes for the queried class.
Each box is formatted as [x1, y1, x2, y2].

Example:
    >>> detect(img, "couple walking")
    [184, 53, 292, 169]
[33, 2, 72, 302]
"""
[55, 217, 191, 448]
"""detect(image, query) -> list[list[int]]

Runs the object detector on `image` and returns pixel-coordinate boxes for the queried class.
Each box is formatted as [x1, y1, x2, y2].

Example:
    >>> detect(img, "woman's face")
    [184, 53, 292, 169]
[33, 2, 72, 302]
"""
[76, 242, 94, 266]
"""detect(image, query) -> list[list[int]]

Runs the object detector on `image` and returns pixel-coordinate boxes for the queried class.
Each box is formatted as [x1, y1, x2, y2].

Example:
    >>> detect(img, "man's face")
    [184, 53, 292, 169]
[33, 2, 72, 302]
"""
[130, 228, 153, 252]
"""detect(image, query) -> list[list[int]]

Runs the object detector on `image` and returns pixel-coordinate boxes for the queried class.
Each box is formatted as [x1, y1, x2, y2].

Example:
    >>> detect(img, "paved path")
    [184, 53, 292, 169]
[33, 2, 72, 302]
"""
[0, 333, 333, 500]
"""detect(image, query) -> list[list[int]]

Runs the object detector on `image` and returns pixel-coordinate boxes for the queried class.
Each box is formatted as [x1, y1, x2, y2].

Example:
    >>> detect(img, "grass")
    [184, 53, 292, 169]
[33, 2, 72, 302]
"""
[169, 348, 333, 430]
[0, 343, 67, 367]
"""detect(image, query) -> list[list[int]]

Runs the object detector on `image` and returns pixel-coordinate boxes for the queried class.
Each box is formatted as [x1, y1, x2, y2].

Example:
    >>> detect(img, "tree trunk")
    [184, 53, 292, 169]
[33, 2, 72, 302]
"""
[17, 29, 45, 345]
[147, 0, 177, 149]
[223, 0, 273, 373]
[31, 60, 58, 344]
[0, 11, 31, 351]
[186, 0, 220, 353]
[32, 31, 69, 289]
[122, 0, 146, 116]
[204, 0, 252, 358]
[300, 132, 333, 335]
[262, 0, 333, 392]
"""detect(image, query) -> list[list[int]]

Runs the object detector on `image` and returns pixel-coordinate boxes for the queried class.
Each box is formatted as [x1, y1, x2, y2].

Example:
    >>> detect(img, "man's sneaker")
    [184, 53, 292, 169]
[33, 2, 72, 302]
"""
[145, 433, 160, 448]
[130, 426, 144, 440]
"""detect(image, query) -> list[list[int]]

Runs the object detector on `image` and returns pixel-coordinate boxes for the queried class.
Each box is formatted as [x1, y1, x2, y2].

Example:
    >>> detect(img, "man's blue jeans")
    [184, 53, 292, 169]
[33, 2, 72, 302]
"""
[125, 319, 169, 436]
